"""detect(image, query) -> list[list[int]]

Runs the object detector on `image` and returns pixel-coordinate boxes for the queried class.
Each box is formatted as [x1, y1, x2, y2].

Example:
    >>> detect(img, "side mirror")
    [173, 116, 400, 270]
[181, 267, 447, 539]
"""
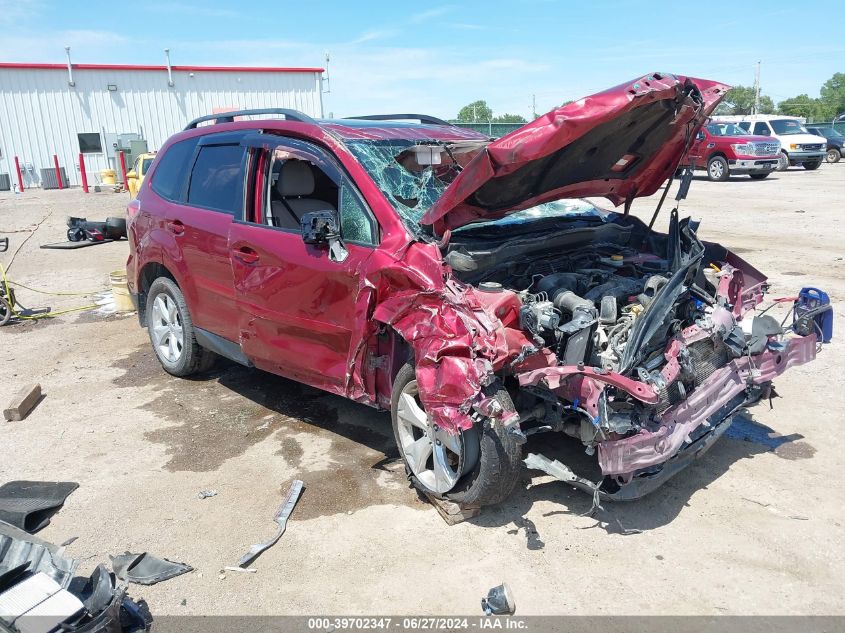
[126, 170, 137, 179]
[300, 210, 348, 262]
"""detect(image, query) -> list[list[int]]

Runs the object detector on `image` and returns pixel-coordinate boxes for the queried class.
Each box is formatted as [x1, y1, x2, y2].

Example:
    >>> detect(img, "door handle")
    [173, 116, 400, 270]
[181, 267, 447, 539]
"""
[233, 246, 260, 264]
[166, 220, 185, 235]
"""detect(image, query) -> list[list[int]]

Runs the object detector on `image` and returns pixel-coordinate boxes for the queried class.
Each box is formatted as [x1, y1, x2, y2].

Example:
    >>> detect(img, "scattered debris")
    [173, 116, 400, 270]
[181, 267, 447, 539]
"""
[111, 552, 193, 586]
[197, 490, 218, 500]
[0, 521, 151, 632]
[236, 480, 303, 568]
[223, 566, 256, 574]
[60, 536, 79, 547]
[0, 481, 79, 533]
[3, 383, 42, 422]
[481, 583, 516, 616]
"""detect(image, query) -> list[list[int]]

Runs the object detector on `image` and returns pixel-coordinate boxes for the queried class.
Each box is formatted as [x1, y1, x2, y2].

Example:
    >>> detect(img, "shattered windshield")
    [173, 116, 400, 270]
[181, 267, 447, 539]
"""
[346, 139, 610, 231]
[346, 139, 470, 227]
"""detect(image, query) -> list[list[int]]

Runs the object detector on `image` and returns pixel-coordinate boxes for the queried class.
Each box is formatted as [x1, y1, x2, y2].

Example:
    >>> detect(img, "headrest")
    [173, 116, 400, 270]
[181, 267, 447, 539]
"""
[276, 160, 315, 197]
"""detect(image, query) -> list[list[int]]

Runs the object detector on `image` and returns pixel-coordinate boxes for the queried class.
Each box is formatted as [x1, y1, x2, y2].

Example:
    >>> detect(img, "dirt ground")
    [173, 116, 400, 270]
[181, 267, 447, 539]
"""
[1, 163, 843, 616]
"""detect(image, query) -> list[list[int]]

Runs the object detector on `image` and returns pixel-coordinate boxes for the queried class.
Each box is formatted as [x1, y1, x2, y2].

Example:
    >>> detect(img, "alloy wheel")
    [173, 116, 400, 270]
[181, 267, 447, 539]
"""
[708, 161, 724, 180]
[395, 379, 474, 494]
[151, 294, 184, 363]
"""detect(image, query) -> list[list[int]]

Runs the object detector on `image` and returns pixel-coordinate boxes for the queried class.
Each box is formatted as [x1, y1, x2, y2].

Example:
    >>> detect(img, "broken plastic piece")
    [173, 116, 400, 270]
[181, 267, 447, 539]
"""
[0, 481, 79, 533]
[524, 453, 604, 515]
[197, 490, 218, 499]
[237, 480, 303, 568]
[481, 583, 515, 616]
[111, 552, 193, 585]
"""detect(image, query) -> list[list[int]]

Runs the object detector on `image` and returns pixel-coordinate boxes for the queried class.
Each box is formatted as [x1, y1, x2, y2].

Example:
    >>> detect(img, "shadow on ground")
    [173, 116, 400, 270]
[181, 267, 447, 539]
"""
[472, 409, 815, 543]
[112, 347, 417, 520]
[113, 347, 814, 528]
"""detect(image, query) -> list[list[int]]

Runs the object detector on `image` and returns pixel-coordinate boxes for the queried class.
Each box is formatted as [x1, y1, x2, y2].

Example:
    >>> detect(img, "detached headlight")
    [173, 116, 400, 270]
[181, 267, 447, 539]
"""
[731, 143, 754, 155]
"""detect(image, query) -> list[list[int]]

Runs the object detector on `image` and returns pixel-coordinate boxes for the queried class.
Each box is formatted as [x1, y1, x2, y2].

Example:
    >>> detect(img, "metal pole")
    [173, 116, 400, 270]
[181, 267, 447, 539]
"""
[118, 150, 128, 192]
[79, 153, 89, 193]
[53, 154, 63, 190]
[14, 156, 24, 192]
[753, 61, 761, 115]
[65, 47, 75, 87]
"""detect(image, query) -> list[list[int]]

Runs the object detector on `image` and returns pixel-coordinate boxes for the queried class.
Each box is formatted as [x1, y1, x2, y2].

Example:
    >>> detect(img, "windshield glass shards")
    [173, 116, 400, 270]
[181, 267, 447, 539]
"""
[347, 139, 612, 231]
[346, 139, 484, 226]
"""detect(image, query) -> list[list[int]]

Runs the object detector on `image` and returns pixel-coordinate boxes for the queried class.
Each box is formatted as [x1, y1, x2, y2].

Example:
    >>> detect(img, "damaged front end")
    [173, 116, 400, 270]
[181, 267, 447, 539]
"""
[445, 206, 824, 500]
[340, 73, 828, 503]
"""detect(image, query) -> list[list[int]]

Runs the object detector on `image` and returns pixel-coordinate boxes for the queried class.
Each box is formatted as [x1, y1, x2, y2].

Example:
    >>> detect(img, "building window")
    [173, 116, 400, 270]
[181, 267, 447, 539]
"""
[78, 133, 103, 154]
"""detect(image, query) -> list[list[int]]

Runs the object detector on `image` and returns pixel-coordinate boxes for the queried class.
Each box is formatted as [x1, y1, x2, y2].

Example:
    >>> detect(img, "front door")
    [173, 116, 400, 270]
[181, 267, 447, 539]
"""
[228, 137, 380, 393]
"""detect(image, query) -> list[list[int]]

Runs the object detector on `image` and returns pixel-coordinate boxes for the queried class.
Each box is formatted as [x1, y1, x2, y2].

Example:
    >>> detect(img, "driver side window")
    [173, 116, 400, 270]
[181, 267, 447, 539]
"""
[261, 145, 378, 246]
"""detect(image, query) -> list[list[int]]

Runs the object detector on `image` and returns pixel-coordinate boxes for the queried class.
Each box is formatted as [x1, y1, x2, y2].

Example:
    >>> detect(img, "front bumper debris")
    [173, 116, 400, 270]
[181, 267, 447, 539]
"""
[525, 333, 817, 501]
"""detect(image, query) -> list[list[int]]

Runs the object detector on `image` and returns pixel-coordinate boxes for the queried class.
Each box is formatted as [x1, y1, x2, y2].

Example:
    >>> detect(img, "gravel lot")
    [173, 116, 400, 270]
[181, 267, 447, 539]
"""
[1, 164, 843, 616]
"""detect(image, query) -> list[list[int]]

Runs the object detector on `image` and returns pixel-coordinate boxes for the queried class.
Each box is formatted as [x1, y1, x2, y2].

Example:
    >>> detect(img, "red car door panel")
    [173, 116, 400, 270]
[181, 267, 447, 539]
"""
[229, 138, 379, 392]
[229, 225, 373, 391]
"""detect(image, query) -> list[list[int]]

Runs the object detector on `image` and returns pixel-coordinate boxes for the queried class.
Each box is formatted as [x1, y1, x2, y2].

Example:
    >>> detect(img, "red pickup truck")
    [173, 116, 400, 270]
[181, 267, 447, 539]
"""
[680, 121, 781, 181]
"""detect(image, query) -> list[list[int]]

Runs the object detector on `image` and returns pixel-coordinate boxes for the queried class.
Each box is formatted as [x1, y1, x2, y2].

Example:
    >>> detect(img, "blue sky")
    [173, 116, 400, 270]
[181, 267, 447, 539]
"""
[1, 0, 843, 119]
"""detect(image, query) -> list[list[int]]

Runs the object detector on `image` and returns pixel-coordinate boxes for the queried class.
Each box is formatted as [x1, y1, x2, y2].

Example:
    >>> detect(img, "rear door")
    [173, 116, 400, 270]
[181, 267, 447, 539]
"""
[228, 136, 379, 392]
[145, 132, 246, 342]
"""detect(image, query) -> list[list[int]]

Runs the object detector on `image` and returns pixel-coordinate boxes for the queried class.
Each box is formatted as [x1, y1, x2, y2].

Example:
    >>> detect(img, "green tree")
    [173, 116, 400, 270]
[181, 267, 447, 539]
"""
[714, 85, 775, 115]
[457, 100, 493, 123]
[492, 113, 527, 123]
[819, 72, 845, 120]
[777, 94, 825, 120]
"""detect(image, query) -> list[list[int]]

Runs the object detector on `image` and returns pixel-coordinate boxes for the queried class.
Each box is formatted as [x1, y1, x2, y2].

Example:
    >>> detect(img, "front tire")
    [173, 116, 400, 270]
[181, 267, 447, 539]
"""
[826, 148, 841, 163]
[777, 152, 790, 171]
[803, 160, 822, 170]
[390, 363, 522, 507]
[749, 173, 770, 180]
[146, 277, 215, 376]
[707, 156, 729, 181]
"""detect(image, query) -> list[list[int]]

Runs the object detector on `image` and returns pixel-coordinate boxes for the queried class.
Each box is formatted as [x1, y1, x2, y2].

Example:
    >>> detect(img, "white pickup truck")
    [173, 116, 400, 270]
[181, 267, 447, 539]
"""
[712, 114, 827, 171]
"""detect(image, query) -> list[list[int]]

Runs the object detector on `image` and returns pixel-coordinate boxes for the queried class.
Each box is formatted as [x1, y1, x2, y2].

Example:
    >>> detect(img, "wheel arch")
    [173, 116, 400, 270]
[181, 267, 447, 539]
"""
[136, 261, 181, 326]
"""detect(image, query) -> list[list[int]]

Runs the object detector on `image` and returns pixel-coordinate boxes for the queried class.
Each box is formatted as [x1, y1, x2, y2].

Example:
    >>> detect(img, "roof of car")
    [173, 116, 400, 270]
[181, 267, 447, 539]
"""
[319, 118, 490, 142]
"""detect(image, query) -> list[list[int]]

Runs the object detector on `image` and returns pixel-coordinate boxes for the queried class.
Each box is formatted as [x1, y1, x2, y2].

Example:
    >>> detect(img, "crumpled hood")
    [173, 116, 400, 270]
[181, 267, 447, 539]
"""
[421, 73, 729, 233]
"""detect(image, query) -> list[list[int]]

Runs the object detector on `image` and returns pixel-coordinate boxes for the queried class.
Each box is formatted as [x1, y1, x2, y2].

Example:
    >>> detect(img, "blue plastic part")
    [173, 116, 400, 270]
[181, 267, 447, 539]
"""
[795, 287, 833, 343]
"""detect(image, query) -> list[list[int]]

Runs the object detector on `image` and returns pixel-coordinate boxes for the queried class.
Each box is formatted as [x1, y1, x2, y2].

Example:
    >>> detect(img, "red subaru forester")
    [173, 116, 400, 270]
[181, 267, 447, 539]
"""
[127, 73, 825, 508]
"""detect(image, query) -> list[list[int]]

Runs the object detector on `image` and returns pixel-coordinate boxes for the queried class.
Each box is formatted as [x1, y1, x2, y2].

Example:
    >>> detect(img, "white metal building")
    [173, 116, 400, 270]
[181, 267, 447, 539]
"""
[0, 62, 324, 189]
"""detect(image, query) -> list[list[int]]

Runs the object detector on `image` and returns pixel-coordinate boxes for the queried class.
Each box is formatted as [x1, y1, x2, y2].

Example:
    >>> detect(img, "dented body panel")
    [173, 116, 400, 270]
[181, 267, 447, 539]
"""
[128, 72, 826, 502]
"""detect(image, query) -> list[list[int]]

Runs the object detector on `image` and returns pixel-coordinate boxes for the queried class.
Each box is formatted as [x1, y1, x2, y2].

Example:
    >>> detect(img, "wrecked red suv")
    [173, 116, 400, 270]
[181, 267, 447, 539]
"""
[127, 73, 826, 507]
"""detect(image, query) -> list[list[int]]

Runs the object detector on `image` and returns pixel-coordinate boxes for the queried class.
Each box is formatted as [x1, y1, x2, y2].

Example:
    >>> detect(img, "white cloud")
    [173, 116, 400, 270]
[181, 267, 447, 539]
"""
[409, 6, 453, 23]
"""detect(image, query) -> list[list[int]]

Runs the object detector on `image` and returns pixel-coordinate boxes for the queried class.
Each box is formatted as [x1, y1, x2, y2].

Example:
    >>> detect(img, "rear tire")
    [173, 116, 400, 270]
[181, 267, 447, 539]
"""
[803, 160, 822, 170]
[748, 173, 770, 180]
[777, 152, 790, 171]
[707, 156, 729, 182]
[390, 363, 522, 507]
[146, 277, 215, 376]
[826, 148, 841, 163]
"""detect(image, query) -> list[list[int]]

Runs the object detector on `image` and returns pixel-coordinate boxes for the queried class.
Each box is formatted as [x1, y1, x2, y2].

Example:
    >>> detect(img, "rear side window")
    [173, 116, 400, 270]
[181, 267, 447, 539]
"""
[151, 136, 200, 201]
[187, 144, 246, 217]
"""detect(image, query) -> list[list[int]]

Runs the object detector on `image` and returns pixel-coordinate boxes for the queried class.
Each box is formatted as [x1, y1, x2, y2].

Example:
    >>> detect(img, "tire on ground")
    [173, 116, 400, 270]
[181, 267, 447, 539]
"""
[390, 363, 522, 508]
[827, 148, 841, 163]
[803, 160, 822, 170]
[749, 173, 770, 180]
[146, 277, 215, 376]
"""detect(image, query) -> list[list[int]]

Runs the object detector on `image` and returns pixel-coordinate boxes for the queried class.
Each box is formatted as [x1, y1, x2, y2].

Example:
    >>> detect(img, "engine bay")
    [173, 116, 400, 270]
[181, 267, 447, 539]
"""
[441, 209, 823, 494]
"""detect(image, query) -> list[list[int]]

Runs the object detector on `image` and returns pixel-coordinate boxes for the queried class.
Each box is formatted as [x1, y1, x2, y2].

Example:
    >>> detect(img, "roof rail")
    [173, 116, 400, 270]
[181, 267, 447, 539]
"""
[344, 114, 454, 126]
[184, 108, 316, 130]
